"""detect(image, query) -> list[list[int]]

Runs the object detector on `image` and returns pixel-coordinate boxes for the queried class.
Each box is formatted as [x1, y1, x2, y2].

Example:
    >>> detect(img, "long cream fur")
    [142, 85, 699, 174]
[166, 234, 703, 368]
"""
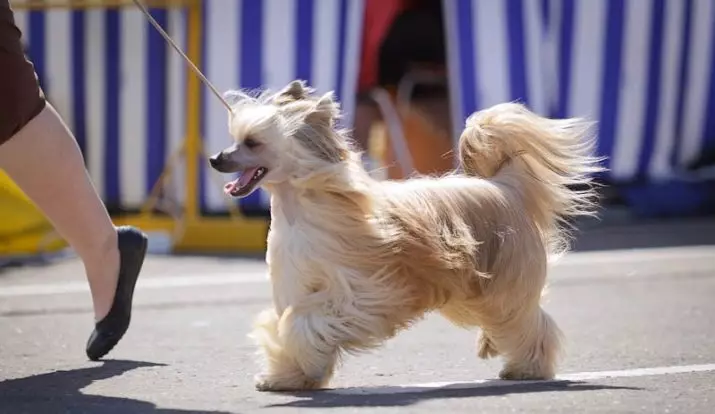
[220, 81, 605, 391]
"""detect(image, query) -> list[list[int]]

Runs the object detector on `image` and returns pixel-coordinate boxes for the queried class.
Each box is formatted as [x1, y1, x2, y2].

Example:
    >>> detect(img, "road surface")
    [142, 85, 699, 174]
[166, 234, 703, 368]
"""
[1, 217, 715, 413]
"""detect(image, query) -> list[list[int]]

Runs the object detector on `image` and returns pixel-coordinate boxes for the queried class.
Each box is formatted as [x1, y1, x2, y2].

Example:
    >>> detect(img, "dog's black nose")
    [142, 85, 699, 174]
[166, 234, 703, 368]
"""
[209, 154, 221, 169]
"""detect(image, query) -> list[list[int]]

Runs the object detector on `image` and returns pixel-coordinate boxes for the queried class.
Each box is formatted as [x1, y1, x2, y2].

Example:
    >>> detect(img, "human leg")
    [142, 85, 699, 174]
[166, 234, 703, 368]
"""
[0, 0, 147, 359]
[0, 104, 122, 323]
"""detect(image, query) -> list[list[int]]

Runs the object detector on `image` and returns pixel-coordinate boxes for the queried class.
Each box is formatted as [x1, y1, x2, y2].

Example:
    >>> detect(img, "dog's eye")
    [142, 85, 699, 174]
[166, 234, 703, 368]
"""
[243, 137, 260, 149]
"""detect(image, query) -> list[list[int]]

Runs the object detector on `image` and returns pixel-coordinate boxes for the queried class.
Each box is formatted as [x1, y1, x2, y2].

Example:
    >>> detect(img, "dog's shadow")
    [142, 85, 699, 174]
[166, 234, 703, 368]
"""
[0, 359, 234, 414]
[265, 378, 643, 409]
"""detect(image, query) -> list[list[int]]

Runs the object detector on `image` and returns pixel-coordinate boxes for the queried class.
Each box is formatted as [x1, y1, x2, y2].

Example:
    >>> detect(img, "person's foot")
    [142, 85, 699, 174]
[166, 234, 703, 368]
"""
[85, 226, 148, 360]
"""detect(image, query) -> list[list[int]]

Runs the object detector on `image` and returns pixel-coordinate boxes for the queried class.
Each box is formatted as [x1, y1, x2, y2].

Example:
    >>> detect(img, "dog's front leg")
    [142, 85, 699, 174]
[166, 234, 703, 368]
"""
[250, 307, 338, 392]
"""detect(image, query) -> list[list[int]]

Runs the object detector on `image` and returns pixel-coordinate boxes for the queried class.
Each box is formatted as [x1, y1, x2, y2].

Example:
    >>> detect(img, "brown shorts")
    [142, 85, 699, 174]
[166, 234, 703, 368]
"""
[0, 0, 46, 145]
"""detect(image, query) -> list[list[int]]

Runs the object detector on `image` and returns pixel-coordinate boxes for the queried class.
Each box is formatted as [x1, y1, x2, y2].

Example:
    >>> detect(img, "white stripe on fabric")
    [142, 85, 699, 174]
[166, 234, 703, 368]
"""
[610, 0, 652, 180]
[442, 0, 464, 153]
[119, 9, 148, 208]
[166, 8, 187, 206]
[85, 10, 106, 199]
[568, 0, 606, 121]
[339, 0, 365, 127]
[312, 0, 339, 95]
[254, 0, 297, 210]
[473, 0, 509, 109]
[263, 0, 296, 92]
[45, 10, 74, 132]
[543, 0, 562, 115]
[203, 0, 240, 212]
[680, 0, 715, 166]
[523, 0, 547, 115]
[649, 0, 685, 180]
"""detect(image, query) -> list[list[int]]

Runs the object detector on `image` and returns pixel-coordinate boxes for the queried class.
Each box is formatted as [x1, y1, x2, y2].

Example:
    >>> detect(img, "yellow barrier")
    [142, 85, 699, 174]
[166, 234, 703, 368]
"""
[0, 170, 66, 257]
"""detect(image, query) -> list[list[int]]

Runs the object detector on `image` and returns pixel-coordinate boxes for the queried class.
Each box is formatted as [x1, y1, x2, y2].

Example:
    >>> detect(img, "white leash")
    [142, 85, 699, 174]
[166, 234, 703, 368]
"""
[130, 0, 234, 114]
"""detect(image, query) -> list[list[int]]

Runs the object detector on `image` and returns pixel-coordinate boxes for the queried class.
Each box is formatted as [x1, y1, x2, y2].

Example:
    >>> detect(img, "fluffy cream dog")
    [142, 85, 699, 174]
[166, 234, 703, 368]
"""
[208, 80, 604, 392]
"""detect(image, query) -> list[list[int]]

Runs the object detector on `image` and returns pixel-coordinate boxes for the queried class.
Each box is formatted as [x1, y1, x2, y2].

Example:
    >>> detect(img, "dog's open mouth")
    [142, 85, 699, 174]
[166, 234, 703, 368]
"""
[223, 166, 268, 197]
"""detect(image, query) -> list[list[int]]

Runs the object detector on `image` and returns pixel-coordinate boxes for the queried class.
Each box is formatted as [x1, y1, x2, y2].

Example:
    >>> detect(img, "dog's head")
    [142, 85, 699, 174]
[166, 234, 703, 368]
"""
[209, 80, 350, 198]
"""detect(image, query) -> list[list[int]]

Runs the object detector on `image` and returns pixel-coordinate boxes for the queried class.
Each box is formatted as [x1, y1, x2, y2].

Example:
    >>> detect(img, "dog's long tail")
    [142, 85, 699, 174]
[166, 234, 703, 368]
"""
[457, 102, 605, 257]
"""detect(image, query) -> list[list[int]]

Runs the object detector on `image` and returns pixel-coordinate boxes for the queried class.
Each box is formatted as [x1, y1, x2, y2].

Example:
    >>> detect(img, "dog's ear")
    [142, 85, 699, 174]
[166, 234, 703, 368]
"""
[298, 92, 347, 162]
[223, 89, 250, 107]
[305, 92, 339, 127]
[273, 80, 313, 106]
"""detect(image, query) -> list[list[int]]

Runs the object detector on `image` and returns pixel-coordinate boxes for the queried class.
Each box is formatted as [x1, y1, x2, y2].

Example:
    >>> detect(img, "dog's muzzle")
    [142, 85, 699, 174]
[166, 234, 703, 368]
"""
[208, 152, 235, 173]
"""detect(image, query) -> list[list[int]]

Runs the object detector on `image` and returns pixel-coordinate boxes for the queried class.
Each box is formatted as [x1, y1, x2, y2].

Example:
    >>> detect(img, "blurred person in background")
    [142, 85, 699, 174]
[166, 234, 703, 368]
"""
[0, 0, 147, 360]
[353, 0, 447, 163]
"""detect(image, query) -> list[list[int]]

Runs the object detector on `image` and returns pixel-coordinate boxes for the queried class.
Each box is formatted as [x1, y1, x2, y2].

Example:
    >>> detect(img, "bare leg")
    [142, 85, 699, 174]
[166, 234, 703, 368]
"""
[0, 104, 119, 322]
[1, 0, 145, 360]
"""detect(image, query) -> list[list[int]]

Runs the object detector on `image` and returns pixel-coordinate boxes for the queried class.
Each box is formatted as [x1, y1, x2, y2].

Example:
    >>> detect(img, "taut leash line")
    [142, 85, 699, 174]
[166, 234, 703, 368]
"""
[130, 0, 234, 113]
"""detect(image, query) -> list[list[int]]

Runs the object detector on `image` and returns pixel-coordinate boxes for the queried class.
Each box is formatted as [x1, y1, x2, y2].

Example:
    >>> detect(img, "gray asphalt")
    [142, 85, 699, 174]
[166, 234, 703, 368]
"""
[1, 216, 715, 414]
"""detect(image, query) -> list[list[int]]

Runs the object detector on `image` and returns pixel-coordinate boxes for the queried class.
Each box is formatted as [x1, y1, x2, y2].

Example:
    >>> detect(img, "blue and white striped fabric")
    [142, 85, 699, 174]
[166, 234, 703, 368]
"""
[444, 0, 552, 145]
[12, 6, 188, 211]
[201, 0, 364, 213]
[12, 0, 365, 214]
[444, 0, 715, 184]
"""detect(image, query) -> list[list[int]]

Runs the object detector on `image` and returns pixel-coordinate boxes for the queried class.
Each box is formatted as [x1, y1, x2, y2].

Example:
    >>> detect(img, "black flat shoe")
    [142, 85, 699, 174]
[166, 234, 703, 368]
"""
[86, 226, 148, 361]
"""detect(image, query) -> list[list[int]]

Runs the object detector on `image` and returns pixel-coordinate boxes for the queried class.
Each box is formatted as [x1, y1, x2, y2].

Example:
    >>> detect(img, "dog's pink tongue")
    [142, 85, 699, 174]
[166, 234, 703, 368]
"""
[223, 167, 259, 196]
[238, 166, 259, 187]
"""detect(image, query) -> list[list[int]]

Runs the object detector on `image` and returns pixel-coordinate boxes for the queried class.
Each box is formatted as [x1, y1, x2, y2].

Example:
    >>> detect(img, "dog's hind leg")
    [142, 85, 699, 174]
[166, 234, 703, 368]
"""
[440, 299, 562, 380]
[439, 301, 501, 360]
[483, 305, 563, 380]
[250, 307, 339, 392]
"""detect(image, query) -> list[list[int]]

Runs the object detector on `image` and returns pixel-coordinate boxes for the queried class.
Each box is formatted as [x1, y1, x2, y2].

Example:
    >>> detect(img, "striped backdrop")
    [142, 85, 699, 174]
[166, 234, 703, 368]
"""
[444, 0, 715, 184]
[11, 0, 364, 213]
[12, 5, 187, 211]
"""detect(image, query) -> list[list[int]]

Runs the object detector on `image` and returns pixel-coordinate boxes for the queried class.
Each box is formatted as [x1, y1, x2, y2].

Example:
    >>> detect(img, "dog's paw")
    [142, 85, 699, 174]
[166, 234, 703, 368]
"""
[254, 374, 279, 392]
[498, 366, 554, 381]
[254, 373, 324, 392]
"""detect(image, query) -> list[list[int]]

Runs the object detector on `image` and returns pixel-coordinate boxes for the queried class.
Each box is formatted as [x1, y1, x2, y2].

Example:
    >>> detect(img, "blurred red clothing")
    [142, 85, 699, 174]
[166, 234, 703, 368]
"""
[357, 0, 408, 93]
